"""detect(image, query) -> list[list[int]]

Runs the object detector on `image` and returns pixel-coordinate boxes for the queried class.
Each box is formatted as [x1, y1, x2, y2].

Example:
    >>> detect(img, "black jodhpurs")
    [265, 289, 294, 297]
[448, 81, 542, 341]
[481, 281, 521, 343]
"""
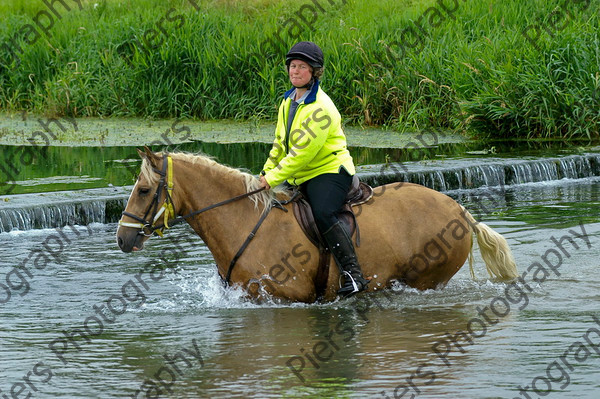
[300, 168, 353, 233]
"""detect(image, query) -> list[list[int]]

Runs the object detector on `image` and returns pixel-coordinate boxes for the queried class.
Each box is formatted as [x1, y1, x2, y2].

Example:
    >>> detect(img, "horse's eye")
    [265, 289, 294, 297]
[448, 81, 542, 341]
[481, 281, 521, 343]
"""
[138, 187, 151, 195]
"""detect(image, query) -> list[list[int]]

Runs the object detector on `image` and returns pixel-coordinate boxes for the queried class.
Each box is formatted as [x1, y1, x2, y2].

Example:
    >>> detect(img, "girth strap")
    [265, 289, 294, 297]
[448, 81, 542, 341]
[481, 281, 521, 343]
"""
[224, 206, 273, 285]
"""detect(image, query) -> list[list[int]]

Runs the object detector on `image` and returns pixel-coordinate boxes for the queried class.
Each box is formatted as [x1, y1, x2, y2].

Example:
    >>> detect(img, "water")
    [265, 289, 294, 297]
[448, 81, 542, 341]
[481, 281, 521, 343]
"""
[3, 140, 600, 397]
[2, 171, 600, 398]
[0, 143, 275, 196]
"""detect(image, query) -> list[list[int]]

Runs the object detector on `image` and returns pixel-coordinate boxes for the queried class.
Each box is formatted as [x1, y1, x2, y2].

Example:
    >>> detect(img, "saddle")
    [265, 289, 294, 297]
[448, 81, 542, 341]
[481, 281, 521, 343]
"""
[290, 175, 373, 299]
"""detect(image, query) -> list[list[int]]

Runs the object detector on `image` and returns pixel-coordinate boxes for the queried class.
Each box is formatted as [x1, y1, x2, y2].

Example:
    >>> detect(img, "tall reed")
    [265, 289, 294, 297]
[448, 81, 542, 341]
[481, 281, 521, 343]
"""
[0, 0, 598, 139]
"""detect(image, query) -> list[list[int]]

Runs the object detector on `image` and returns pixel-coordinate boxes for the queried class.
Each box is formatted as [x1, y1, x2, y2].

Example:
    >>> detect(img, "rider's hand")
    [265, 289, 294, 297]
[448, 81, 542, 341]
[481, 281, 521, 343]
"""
[259, 175, 271, 190]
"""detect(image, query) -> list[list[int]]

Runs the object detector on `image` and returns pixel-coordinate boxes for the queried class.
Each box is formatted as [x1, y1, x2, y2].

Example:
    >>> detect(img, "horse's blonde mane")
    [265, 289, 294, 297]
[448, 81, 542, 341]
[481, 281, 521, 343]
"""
[140, 151, 288, 211]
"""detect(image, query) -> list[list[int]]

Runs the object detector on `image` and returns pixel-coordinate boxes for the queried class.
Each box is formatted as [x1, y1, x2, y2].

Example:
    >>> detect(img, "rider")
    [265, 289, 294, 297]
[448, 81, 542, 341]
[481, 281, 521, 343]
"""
[258, 41, 369, 297]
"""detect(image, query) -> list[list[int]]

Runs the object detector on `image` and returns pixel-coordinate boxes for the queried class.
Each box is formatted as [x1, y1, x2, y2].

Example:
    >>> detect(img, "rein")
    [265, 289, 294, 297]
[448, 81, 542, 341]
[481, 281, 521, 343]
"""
[118, 154, 269, 285]
[152, 186, 266, 233]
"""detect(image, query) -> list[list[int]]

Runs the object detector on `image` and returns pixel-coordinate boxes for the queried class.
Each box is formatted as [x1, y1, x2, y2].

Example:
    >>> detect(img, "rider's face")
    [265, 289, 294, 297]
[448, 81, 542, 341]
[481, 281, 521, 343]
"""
[288, 60, 312, 88]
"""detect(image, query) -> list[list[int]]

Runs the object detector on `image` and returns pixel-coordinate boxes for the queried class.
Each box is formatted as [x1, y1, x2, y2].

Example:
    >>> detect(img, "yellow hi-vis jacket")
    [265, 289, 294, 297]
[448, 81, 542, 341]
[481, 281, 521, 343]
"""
[261, 80, 355, 187]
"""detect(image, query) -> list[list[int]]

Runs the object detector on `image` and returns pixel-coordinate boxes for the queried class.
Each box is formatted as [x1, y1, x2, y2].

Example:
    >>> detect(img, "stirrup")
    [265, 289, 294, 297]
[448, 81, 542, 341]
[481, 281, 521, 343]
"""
[337, 271, 368, 298]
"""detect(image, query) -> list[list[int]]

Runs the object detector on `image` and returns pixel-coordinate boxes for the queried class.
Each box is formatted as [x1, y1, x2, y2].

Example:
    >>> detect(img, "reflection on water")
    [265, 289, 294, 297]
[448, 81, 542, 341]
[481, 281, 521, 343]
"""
[1, 178, 600, 398]
[0, 143, 273, 195]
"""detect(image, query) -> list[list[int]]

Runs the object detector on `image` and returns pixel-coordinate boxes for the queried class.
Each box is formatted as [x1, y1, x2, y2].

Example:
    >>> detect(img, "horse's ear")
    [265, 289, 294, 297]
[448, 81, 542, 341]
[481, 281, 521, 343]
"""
[137, 146, 161, 167]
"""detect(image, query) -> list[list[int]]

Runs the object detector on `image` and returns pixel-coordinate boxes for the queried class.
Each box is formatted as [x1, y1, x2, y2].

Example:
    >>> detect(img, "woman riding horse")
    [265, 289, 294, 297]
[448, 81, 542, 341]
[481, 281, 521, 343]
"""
[116, 43, 519, 303]
[258, 41, 368, 298]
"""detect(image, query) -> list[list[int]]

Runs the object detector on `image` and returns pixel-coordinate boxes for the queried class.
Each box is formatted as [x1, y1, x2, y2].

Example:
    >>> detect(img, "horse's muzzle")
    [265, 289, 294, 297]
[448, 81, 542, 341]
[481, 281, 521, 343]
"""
[116, 227, 146, 253]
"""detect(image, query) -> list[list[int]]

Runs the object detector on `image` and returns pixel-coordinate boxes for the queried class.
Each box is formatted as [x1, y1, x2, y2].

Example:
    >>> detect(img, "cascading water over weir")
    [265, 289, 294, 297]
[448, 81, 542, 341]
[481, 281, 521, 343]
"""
[361, 154, 600, 192]
[0, 186, 130, 233]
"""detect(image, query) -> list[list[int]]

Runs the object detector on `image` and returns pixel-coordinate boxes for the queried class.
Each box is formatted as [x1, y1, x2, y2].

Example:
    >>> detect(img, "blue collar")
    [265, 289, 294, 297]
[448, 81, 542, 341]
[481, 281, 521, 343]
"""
[283, 79, 319, 104]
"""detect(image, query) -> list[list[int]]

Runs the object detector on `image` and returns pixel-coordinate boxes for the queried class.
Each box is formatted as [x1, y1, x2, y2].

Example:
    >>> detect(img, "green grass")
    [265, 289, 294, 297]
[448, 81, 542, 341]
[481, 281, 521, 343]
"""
[0, 0, 598, 139]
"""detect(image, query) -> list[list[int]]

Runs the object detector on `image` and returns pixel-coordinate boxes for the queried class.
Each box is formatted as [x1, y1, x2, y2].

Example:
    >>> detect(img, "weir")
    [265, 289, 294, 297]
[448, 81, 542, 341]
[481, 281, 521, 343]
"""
[1, 154, 600, 233]
[359, 154, 600, 191]
[0, 186, 130, 233]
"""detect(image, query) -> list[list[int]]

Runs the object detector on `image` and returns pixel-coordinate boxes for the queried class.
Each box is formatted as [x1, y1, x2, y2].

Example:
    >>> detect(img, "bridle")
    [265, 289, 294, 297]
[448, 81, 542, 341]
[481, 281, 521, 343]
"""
[119, 155, 176, 237]
[118, 153, 272, 284]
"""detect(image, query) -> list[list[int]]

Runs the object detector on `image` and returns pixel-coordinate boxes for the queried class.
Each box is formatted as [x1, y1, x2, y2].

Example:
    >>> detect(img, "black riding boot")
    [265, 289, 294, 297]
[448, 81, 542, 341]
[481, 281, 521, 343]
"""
[322, 221, 369, 298]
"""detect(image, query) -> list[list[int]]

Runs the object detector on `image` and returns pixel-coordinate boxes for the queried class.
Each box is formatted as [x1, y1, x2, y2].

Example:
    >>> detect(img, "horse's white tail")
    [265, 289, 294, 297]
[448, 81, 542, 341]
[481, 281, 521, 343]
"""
[463, 208, 518, 280]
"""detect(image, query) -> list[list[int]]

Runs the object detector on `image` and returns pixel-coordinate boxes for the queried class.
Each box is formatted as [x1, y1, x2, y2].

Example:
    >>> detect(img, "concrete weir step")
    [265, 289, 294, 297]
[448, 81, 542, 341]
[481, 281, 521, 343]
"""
[0, 186, 132, 233]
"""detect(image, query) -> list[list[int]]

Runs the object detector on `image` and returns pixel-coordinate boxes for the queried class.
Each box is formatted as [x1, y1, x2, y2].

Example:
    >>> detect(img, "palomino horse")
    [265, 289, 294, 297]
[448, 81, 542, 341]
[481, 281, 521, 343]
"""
[116, 148, 518, 302]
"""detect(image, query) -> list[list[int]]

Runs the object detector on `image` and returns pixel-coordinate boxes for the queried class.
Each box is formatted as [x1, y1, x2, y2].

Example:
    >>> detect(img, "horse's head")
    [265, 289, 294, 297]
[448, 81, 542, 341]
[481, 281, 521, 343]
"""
[117, 147, 173, 253]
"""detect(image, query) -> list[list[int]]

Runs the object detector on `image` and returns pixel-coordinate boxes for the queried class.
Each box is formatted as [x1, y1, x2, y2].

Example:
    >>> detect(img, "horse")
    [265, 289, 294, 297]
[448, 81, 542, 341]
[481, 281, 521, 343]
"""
[116, 147, 518, 303]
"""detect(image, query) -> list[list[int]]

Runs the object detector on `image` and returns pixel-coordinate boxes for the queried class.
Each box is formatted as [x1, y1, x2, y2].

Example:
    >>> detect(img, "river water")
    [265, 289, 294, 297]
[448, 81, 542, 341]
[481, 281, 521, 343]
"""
[1, 146, 600, 398]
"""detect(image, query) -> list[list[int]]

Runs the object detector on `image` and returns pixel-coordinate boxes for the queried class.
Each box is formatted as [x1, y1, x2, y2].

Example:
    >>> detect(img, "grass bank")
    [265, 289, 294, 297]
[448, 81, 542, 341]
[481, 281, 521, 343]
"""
[0, 0, 598, 139]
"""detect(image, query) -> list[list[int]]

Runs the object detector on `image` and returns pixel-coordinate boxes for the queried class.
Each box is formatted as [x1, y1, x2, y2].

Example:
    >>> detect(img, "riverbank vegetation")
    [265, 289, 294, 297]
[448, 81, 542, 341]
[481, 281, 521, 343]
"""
[0, 0, 598, 139]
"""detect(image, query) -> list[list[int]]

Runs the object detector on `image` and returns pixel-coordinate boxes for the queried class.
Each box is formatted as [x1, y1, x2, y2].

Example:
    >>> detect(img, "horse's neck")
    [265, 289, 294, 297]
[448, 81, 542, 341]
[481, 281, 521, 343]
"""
[174, 160, 261, 272]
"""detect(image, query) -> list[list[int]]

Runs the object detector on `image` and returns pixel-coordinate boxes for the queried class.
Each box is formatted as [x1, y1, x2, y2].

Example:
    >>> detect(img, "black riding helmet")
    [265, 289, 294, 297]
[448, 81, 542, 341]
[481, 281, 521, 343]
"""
[285, 41, 324, 69]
